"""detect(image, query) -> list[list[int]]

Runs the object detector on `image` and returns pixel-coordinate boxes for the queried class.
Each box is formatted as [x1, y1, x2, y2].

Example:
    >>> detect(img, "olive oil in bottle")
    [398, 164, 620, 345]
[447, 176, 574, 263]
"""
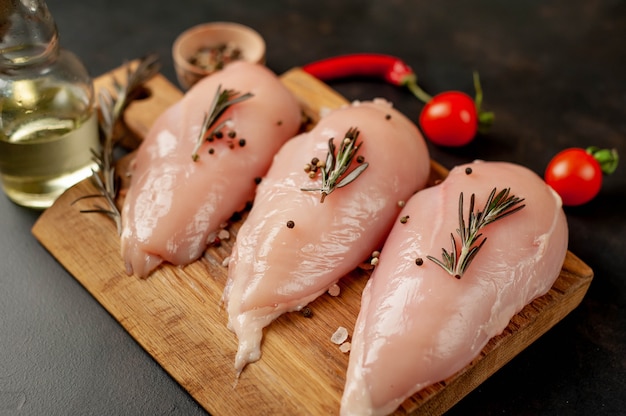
[0, 0, 100, 209]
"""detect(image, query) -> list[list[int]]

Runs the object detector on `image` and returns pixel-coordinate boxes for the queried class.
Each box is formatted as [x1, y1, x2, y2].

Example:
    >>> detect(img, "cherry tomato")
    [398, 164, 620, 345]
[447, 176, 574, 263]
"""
[544, 148, 603, 206]
[419, 92, 478, 147]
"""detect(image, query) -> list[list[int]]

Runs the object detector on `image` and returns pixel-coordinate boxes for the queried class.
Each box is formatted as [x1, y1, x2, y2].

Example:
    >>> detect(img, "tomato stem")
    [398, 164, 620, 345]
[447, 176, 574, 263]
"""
[586, 146, 619, 175]
[473, 71, 495, 133]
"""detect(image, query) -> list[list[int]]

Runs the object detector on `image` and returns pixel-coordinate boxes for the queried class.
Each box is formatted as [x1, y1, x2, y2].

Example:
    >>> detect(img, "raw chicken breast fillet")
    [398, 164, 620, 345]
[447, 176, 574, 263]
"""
[223, 99, 431, 374]
[120, 62, 301, 278]
[341, 160, 569, 416]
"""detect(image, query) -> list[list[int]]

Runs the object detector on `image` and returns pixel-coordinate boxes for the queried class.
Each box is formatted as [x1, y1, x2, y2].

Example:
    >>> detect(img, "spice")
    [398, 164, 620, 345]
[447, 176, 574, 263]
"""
[286, 220, 295, 228]
[370, 250, 380, 266]
[238, 138, 246, 147]
[415, 257, 424, 266]
[427, 187, 525, 278]
[300, 307, 313, 318]
[339, 342, 351, 353]
[465, 167, 473, 175]
[331, 327, 349, 345]
[400, 215, 409, 224]
[191, 86, 253, 161]
[73, 54, 161, 234]
[189, 42, 242, 73]
[218, 229, 230, 240]
[300, 127, 369, 202]
[302, 53, 433, 103]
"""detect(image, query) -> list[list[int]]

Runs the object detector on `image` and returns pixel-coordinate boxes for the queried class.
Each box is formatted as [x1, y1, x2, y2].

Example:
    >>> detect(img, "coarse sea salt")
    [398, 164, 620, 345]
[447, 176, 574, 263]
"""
[218, 229, 230, 240]
[339, 342, 351, 353]
[331, 326, 349, 345]
[328, 284, 340, 297]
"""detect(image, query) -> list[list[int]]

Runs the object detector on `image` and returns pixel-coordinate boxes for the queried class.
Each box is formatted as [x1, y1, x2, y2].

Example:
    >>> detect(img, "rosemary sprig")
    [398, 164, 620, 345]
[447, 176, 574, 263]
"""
[72, 54, 161, 234]
[301, 127, 369, 202]
[191, 85, 253, 161]
[426, 187, 525, 279]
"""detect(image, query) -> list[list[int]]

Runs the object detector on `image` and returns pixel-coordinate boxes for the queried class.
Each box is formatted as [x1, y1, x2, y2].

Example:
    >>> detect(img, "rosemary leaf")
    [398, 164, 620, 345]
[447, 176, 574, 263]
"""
[428, 187, 525, 278]
[191, 85, 253, 161]
[337, 162, 369, 188]
[73, 54, 161, 234]
[301, 127, 369, 203]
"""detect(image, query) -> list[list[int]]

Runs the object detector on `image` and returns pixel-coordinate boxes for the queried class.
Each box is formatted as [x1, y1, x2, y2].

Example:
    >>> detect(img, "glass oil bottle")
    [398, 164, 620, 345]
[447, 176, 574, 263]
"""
[0, 0, 100, 209]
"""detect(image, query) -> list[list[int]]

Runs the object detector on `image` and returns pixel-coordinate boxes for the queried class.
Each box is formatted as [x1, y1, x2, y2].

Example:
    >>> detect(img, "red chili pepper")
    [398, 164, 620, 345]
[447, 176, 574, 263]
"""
[302, 53, 412, 86]
[302, 53, 432, 102]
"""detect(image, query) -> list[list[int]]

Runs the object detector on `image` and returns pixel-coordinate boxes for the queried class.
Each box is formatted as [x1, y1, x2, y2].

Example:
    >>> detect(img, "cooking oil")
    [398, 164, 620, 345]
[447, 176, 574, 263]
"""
[0, 111, 99, 209]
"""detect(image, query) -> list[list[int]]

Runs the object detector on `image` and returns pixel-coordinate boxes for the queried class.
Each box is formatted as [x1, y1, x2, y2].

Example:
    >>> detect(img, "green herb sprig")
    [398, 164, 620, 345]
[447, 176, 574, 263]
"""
[301, 127, 369, 202]
[427, 187, 525, 278]
[191, 85, 253, 161]
[72, 54, 161, 234]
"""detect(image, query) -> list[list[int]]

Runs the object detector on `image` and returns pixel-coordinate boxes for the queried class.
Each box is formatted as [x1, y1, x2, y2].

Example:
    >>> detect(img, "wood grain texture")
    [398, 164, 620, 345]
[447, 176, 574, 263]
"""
[32, 66, 593, 416]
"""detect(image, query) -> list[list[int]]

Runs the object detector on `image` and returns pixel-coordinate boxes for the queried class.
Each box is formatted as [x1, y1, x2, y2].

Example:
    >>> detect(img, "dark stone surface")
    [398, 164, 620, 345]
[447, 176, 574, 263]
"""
[1, 0, 624, 414]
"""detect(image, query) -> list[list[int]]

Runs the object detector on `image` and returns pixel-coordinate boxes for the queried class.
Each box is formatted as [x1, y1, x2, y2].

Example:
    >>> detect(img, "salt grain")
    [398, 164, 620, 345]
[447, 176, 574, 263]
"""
[331, 326, 349, 345]
[339, 342, 351, 353]
[218, 229, 230, 240]
[221, 256, 231, 267]
[328, 284, 340, 297]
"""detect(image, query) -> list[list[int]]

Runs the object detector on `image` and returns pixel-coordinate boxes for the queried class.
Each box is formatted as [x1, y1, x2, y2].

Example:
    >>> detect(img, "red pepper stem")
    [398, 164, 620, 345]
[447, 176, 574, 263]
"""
[586, 146, 619, 175]
[403, 74, 432, 103]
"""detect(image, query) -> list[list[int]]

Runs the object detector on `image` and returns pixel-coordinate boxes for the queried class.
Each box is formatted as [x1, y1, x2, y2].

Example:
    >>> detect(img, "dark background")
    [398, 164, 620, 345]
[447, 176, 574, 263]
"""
[1, 0, 624, 415]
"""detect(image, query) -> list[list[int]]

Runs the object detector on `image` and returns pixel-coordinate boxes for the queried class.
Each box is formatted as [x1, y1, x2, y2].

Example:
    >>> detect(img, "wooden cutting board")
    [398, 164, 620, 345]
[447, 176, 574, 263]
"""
[32, 65, 594, 416]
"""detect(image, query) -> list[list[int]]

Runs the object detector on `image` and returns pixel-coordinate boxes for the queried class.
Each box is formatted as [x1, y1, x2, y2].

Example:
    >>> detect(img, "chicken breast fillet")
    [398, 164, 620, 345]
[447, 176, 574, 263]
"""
[120, 62, 301, 278]
[223, 99, 431, 375]
[341, 160, 569, 416]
